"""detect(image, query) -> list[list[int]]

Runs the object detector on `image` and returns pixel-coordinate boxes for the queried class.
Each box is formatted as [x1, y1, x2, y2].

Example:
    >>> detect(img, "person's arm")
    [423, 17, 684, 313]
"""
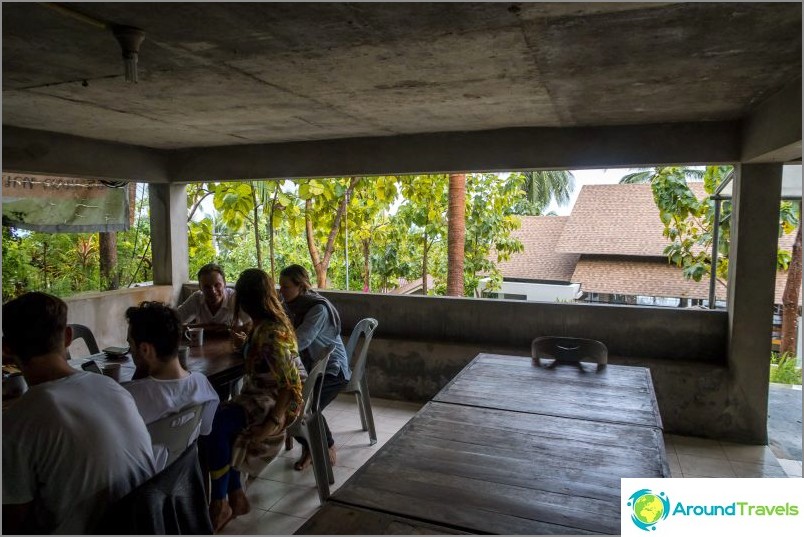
[294, 304, 329, 352]
[175, 293, 199, 324]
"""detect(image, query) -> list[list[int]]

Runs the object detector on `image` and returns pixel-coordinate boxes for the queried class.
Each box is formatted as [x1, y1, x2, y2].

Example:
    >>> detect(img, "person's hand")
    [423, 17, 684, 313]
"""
[231, 329, 247, 350]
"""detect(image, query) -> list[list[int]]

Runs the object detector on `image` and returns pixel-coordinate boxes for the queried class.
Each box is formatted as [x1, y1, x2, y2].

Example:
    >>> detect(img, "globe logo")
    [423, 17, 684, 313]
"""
[627, 489, 670, 531]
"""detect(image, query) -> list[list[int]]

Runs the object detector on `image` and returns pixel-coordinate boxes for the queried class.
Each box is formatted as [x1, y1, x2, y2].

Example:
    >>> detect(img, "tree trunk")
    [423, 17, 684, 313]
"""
[304, 177, 360, 289]
[780, 224, 802, 356]
[447, 173, 466, 296]
[250, 182, 262, 270]
[99, 232, 119, 290]
[422, 232, 429, 295]
[362, 239, 371, 292]
[305, 200, 326, 288]
[267, 184, 280, 281]
[128, 182, 137, 226]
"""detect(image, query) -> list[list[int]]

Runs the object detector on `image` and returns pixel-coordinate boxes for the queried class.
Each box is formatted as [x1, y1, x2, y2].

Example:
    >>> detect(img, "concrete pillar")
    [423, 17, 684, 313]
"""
[149, 183, 188, 304]
[727, 164, 783, 443]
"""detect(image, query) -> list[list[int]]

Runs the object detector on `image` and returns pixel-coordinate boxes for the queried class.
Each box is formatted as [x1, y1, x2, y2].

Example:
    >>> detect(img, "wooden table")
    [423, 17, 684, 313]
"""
[434, 353, 664, 428]
[297, 353, 669, 535]
[67, 337, 243, 387]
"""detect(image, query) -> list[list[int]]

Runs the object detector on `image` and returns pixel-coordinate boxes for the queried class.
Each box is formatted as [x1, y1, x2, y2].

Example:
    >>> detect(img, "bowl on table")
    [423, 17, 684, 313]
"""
[103, 346, 130, 360]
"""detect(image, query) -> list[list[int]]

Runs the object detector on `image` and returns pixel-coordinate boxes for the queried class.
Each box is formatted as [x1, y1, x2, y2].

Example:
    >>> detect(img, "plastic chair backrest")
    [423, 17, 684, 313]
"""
[344, 318, 378, 390]
[531, 336, 608, 370]
[299, 353, 330, 419]
[67, 323, 100, 358]
[146, 403, 205, 468]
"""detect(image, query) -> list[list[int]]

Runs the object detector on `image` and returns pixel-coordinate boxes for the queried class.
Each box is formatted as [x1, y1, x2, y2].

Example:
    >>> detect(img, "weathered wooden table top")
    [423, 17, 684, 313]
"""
[433, 353, 663, 429]
[297, 353, 668, 535]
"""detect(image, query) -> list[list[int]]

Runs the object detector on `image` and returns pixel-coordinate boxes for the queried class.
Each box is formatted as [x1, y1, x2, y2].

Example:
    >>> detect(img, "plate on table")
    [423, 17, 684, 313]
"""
[102, 346, 130, 360]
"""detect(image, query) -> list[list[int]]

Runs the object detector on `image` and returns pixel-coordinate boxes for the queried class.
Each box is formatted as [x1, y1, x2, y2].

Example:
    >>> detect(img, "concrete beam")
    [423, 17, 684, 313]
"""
[1, 126, 170, 183]
[742, 77, 802, 163]
[167, 121, 742, 181]
[727, 164, 783, 444]
[149, 184, 189, 303]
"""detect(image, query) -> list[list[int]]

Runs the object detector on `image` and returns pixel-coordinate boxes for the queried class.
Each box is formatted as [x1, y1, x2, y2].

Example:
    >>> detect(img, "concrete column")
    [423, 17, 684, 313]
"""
[727, 163, 783, 443]
[149, 183, 188, 304]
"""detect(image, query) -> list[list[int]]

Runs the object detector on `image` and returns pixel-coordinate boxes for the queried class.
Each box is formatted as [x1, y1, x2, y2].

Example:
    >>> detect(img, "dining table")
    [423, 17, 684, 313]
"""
[297, 352, 670, 535]
[2, 335, 244, 411]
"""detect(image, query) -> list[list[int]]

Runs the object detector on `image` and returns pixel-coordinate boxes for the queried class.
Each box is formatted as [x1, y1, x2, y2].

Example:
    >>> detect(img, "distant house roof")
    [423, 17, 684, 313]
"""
[496, 216, 579, 282]
[571, 256, 728, 301]
[555, 183, 708, 257]
[389, 275, 435, 295]
[494, 182, 800, 306]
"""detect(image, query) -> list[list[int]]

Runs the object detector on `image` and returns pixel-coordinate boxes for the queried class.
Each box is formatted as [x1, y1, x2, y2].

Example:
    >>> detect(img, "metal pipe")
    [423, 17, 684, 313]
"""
[709, 198, 721, 309]
[41, 3, 109, 30]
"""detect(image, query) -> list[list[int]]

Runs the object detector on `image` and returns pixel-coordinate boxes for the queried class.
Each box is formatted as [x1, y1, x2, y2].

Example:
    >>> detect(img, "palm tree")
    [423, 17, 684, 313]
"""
[511, 170, 575, 215]
[447, 173, 466, 296]
[619, 167, 704, 184]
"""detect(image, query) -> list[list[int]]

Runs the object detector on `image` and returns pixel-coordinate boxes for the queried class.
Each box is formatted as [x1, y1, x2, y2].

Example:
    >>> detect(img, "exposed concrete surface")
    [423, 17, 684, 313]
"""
[64, 285, 173, 349]
[2, 2, 800, 149]
[768, 384, 802, 462]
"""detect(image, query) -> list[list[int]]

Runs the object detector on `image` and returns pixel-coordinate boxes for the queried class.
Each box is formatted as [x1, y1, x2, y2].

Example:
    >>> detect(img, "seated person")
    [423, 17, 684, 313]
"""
[124, 301, 220, 471]
[279, 264, 351, 470]
[177, 263, 250, 335]
[205, 268, 306, 532]
[2, 292, 156, 534]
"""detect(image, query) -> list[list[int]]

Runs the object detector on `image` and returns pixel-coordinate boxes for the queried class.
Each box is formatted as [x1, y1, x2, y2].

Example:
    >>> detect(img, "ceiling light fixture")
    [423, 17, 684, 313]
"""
[41, 3, 146, 84]
[112, 25, 146, 83]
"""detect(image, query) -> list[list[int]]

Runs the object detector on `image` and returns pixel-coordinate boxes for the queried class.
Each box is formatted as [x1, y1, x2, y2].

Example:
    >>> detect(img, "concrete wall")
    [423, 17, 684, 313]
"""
[64, 285, 174, 352]
[317, 290, 745, 442]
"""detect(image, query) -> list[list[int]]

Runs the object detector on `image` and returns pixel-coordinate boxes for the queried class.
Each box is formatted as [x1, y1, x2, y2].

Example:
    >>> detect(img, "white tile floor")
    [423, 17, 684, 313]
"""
[221, 394, 802, 535]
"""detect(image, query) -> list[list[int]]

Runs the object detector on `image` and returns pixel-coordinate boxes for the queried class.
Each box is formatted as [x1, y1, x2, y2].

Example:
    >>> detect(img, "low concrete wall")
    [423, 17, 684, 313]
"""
[321, 291, 742, 442]
[65, 285, 174, 351]
[178, 284, 746, 441]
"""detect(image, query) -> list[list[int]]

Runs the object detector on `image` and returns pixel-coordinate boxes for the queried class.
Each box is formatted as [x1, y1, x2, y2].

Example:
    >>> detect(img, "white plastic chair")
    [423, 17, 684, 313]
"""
[285, 349, 334, 504]
[146, 403, 206, 468]
[342, 318, 379, 445]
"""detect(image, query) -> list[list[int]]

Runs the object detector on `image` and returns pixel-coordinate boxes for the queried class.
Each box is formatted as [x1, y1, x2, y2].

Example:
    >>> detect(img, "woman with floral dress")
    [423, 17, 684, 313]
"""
[205, 268, 306, 532]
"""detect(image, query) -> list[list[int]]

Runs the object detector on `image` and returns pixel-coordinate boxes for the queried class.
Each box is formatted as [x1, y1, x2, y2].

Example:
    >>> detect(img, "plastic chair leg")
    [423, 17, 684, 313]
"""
[359, 378, 377, 446]
[317, 413, 335, 485]
[356, 391, 368, 431]
[307, 419, 330, 503]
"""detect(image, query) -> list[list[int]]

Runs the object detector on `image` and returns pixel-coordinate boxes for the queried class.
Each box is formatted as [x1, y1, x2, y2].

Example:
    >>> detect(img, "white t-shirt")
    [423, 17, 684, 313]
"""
[2, 372, 156, 534]
[124, 371, 220, 471]
[176, 287, 250, 327]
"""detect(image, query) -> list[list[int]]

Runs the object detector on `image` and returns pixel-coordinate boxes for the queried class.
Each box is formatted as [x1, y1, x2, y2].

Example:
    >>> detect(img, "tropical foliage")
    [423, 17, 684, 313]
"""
[4, 170, 574, 301]
[2, 184, 153, 301]
[622, 166, 802, 356]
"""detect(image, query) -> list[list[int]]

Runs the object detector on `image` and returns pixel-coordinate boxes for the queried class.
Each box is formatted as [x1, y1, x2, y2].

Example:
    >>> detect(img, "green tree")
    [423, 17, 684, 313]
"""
[510, 170, 575, 215]
[622, 166, 801, 355]
[464, 173, 524, 296]
[398, 174, 449, 295]
[447, 173, 466, 296]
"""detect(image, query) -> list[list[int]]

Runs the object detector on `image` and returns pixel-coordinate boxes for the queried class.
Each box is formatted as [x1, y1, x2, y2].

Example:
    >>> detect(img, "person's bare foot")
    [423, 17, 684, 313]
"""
[229, 488, 251, 517]
[293, 447, 312, 471]
[209, 499, 233, 533]
[328, 445, 336, 465]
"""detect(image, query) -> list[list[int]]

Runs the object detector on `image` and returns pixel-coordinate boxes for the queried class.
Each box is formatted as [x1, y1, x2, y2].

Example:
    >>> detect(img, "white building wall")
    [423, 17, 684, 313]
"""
[477, 279, 582, 303]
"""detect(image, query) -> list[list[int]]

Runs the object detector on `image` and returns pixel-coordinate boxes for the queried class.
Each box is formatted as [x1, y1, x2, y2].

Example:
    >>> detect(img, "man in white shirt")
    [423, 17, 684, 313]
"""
[176, 263, 250, 333]
[124, 301, 220, 471]
[2, 292, 156, 534]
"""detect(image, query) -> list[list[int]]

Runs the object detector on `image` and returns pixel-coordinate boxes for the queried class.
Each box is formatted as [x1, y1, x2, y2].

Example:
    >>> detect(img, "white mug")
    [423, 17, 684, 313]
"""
[185, 327, 204, 347]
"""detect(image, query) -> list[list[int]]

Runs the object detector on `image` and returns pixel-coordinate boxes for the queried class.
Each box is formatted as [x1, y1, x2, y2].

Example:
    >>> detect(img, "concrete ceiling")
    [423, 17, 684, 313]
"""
[3, 2, 801, 151]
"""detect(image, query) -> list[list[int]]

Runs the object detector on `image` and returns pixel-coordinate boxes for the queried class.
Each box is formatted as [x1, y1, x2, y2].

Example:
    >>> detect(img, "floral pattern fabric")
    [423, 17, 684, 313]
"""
[230, 319, 305, 475]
